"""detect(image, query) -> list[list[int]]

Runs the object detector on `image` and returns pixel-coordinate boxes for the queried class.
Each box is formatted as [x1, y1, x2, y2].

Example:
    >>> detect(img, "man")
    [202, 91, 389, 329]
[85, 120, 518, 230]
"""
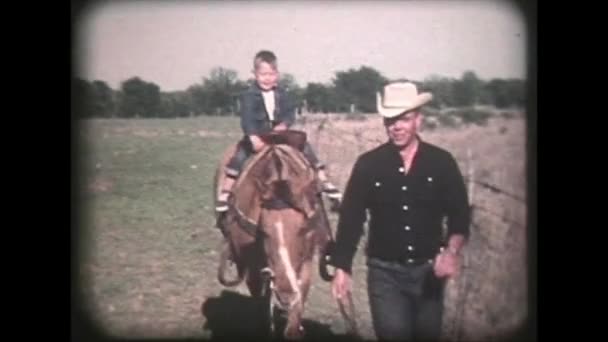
[329, 82, 471, 341]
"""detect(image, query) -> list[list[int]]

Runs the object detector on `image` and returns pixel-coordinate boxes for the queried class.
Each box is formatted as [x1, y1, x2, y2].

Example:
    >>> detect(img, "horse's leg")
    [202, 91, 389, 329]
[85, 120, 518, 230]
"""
[245, 234, 267, 298]
[279, 257, 312, 339]
[282, 303, 303, 339]
[299, 230, 316, 304]
[283, 229, 317, 340]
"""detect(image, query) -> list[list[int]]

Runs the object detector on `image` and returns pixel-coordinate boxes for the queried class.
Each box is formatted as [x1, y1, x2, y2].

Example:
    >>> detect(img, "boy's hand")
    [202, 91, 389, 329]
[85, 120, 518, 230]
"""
[273, 122, 288, 131]
[249, 135, 267, 152]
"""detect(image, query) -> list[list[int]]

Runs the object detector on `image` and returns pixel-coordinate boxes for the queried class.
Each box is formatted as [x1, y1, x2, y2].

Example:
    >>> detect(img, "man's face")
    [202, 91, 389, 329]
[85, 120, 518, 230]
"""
[254, 61, 278, 91]
[384, 110, 422, 148]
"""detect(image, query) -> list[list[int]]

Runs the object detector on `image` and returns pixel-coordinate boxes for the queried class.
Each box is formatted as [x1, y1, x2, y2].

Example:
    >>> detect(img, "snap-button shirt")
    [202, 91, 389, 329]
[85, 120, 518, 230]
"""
[329, 139, 471, 273]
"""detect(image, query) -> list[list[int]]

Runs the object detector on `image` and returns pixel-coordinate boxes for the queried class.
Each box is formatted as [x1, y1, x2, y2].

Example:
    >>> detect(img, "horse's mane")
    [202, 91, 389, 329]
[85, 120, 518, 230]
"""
[229, 144, 319, 230]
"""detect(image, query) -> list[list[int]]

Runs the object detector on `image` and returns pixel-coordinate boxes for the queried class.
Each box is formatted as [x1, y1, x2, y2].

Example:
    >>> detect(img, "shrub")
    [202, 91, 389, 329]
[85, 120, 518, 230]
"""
[500, 111, 516, 119]
[344, 113, 368, 121]
[437, 113, 460, 128]
[457, 107, 492, 126]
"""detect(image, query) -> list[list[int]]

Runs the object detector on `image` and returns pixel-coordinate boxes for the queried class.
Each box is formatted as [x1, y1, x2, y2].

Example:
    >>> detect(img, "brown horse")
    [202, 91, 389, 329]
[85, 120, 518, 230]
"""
[214, 134, 333, 339]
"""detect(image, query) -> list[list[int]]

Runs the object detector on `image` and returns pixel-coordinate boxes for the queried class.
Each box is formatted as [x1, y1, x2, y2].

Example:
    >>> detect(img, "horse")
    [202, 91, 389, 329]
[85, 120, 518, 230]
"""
[213, 131, 336, 339]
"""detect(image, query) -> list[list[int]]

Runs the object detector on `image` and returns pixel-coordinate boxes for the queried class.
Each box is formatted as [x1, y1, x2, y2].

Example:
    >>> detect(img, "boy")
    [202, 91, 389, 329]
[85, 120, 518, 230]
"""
[216, 50, 341, 212]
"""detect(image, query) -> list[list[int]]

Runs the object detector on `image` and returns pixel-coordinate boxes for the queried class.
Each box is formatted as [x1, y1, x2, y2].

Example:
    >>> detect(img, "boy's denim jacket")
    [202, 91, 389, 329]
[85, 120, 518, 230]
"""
[240, 83, 295, 136]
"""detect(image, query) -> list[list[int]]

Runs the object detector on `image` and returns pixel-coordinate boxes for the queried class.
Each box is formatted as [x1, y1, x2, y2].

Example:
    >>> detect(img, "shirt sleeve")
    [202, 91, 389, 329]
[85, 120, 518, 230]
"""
[240, 92, 258, 135]
[329, 156, 370, 273]
[443, 153, 471, 241]
[278, 90, 296, 127]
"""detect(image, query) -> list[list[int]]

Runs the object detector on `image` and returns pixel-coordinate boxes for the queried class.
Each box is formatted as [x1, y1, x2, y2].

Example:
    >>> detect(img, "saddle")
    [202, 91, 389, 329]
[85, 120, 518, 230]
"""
[227, 130, 319, 235]
[259, 130, 308, 151]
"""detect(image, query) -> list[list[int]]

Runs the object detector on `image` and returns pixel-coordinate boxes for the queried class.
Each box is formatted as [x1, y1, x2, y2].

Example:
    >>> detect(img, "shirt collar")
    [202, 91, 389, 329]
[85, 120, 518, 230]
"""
[252, 82, 278, 95]
[386, 134, 424, 155]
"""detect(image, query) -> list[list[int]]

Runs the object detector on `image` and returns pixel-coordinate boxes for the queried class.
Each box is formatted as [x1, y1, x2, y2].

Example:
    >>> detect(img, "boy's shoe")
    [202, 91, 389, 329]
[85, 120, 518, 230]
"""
[322, 181, 342, 200]
[321, 181, 342, 211]
[215, 191, 231, 213]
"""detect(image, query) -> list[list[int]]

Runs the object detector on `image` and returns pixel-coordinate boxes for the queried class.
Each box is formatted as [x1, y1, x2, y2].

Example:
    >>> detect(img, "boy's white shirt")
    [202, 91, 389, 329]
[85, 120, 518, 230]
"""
[261, 90, 275, 121]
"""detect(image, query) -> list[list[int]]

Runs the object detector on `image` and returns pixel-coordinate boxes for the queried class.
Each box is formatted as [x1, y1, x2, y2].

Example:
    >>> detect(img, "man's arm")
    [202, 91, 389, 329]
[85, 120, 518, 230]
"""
[440, 152, 471, 244]
[240, 91, 257, 136]
[330, 156, 369, 299]
[277, 89, 296, 129]
[330, 156, 369, 274]
[434, 154, 471, 278]
[445, 234, 466, 255]
[239, 92, 267, 152]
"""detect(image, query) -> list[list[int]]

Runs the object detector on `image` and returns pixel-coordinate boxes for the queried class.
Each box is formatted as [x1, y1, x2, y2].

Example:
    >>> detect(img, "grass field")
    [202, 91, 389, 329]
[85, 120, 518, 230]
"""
[75, 113, 529, 340]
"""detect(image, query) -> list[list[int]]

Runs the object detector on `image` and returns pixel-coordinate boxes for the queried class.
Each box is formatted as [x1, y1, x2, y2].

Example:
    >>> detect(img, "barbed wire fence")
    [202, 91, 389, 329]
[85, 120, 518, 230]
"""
[446, 147, 527, 341]
[302, 115, 528, 341]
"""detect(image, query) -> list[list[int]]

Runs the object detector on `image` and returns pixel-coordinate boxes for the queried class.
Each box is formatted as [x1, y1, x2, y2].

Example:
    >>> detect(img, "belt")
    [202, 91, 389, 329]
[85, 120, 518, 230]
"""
[397, 257, 435, 266]
[368, 256, 435, 270]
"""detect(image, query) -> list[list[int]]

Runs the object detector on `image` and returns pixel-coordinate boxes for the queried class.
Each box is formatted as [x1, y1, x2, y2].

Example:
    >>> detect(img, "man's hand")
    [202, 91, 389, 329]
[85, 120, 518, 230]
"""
[331, 268, 352, 300]
[434, 234, 465, 278]
[249, 135, 267, 152]
[273, 122, 288, 131]
[433, 248, 460, 278]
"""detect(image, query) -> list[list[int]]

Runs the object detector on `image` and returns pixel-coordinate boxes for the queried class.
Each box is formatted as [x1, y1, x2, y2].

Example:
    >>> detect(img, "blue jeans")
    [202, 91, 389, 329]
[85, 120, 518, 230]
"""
[367, 258, 445, 341]
[225, 138, 323, 178]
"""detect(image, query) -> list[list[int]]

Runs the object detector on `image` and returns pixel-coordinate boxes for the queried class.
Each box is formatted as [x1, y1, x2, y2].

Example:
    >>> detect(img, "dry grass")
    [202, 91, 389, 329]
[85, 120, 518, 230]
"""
[77, 113, 529, 340]
[293, 113, 529, 341]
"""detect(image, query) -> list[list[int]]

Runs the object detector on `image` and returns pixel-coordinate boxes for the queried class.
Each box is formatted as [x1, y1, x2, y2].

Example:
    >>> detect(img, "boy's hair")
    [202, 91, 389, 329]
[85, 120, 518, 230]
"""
[253, 50, 278, 70]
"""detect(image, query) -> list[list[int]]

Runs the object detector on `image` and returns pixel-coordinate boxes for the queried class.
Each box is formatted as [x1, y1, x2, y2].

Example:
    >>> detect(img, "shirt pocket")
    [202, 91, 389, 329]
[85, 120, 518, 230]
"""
[412, 174, 439, 203]
[369, 177, 400, 205]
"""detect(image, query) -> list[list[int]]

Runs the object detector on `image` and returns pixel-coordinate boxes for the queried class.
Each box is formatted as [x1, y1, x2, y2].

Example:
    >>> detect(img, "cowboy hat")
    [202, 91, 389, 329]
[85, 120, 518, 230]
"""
[376, 82, 433, 118]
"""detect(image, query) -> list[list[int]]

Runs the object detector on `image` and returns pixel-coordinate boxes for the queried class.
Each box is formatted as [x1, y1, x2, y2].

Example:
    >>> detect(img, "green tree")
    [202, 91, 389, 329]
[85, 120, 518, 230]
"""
[279, 73, 304, 114]
[187, 84, 209, 116]
[72, 77, 94, 118]
[202, 67, 241, 115]
[91, 80, 115, 117]
[305, 83, 334, 113]
[332, 66, 388, 113]
[117, 77, 161, 118]
[453, 71, 482, 107]
[422, 75, 456, 109]
[484, 79, 525, 109]
[160, 91, 191, 118]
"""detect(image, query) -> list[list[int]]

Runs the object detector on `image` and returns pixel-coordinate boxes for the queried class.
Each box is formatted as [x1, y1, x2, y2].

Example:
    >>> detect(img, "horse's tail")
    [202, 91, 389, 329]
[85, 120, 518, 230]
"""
[217, 239, 247, 287]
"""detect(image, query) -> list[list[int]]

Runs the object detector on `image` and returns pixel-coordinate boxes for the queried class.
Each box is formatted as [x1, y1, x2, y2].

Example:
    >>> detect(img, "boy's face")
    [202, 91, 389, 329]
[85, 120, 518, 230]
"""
[254, 61, 278, 91]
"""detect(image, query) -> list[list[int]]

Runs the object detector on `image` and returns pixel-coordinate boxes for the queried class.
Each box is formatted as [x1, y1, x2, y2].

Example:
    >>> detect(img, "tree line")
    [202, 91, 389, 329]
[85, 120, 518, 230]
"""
[73, 66, 526, 119]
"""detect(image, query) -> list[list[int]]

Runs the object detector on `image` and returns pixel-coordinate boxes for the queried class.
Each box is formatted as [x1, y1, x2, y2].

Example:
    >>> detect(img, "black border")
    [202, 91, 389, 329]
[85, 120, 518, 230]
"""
[70, 1, 538, 341]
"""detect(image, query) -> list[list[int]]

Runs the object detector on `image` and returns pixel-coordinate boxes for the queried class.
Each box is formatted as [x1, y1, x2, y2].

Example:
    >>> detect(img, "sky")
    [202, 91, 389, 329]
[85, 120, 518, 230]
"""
[74, 0, 528, 92]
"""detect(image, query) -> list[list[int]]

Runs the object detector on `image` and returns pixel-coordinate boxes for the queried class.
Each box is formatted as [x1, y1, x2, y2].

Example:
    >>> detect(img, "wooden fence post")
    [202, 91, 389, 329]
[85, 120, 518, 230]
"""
[467, 148, 475, 207]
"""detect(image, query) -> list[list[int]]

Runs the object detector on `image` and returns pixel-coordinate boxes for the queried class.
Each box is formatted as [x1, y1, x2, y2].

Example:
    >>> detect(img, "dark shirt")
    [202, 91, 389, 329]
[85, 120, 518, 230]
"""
[329, 138, 471, 273]
[239, 83, 296, 136]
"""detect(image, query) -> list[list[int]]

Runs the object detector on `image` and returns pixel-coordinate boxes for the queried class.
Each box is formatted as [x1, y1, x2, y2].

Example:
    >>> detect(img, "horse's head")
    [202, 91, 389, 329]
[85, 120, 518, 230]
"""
[254, 145, 318, 216]
[251, 145, 320, 312]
